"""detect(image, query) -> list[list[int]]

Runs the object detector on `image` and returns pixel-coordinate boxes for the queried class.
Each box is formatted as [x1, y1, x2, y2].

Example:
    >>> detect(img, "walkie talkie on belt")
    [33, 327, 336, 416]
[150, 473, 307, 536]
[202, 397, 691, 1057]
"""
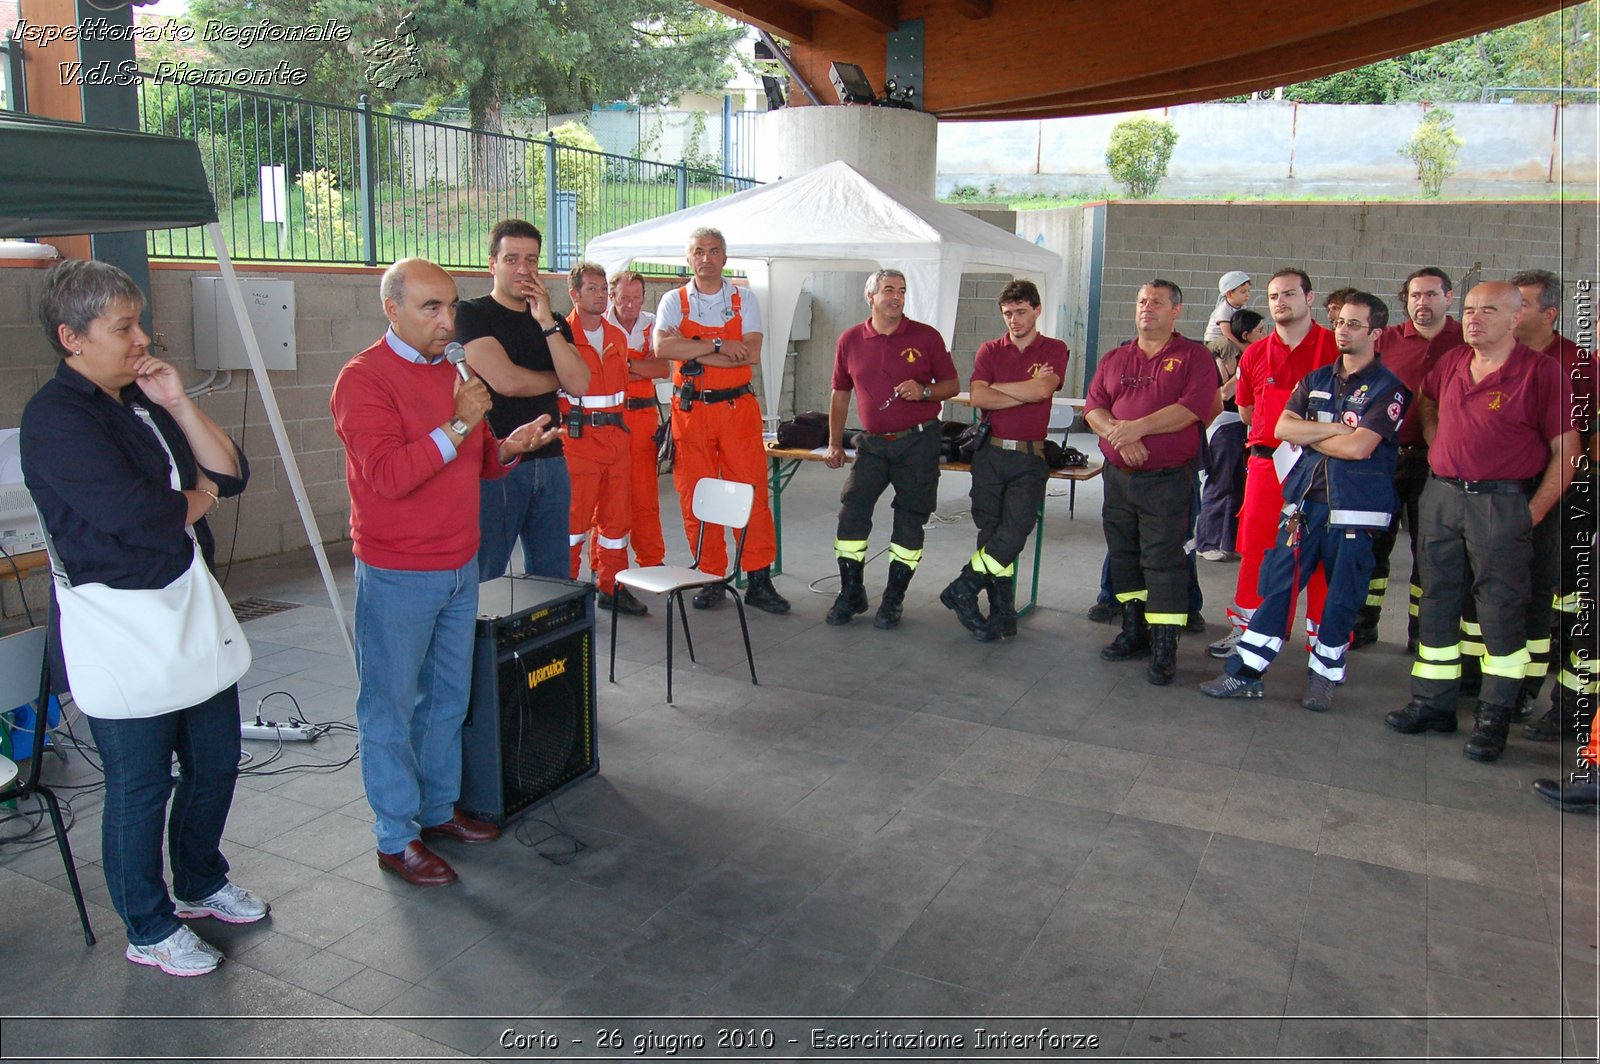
[678, 358, 704, 411]
[565, 408, 583, 439]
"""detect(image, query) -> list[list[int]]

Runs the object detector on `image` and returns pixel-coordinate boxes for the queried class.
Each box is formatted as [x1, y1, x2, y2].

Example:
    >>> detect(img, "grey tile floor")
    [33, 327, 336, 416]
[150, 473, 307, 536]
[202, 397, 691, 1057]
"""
[2, 449, 1596, 1061]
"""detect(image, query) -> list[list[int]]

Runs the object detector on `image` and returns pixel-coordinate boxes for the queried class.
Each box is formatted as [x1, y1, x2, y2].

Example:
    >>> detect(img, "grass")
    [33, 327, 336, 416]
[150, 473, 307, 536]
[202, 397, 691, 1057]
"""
[149, 178, 749, 268]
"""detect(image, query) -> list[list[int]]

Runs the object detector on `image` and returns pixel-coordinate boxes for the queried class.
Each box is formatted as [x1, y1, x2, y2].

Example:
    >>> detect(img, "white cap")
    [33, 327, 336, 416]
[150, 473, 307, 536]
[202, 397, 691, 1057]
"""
[1218, 270, 1250, 295]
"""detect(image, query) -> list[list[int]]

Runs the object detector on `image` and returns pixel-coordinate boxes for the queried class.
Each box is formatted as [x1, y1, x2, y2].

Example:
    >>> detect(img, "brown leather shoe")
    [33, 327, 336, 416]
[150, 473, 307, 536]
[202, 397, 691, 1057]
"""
[420, 809, 501, 844]
[377, 840, 458, 887]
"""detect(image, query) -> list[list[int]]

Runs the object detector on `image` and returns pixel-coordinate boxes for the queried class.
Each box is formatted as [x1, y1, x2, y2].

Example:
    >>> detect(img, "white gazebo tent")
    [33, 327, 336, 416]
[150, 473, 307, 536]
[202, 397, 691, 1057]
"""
[586, 160, 1064, 417]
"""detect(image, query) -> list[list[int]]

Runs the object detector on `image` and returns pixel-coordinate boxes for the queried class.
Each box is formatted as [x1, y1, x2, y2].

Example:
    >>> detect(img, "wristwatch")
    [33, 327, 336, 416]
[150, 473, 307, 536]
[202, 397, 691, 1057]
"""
[921, 384, 933, 401]
[542, 322, 562, 337]
[449, 417, 470, 437]
[712, 337, 723, 354]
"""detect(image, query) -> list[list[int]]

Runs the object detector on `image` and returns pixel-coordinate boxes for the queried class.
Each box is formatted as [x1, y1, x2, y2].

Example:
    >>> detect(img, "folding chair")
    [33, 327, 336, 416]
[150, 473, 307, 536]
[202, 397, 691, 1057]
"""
[608, 477, 758, 704]
[0, 625, 95, 945]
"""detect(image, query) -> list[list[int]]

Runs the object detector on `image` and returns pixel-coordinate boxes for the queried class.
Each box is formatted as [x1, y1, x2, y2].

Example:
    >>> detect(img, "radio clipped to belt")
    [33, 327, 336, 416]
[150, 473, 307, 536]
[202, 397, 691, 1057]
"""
[677, 358, 704, 411]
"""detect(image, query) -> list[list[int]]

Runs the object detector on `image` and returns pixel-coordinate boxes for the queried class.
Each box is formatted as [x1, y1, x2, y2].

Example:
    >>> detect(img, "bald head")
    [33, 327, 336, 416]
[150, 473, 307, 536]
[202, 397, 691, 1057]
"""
[382, 258, 458, 359]
[1461, 281, 1524, 359]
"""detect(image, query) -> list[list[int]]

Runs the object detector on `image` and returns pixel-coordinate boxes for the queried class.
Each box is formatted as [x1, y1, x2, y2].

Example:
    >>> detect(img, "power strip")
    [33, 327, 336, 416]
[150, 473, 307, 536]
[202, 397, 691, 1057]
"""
[240, 721, 317, 742]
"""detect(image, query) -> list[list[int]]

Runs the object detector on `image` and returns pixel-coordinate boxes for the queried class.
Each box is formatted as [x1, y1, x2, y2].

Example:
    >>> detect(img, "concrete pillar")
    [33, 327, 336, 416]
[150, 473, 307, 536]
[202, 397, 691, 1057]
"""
[753, 107, 939, 414]
[755, 106, 938, 194]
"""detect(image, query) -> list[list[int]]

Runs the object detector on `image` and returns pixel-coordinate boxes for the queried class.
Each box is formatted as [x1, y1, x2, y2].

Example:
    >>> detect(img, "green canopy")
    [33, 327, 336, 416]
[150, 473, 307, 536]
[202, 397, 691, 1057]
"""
[0, 111, 216, 237]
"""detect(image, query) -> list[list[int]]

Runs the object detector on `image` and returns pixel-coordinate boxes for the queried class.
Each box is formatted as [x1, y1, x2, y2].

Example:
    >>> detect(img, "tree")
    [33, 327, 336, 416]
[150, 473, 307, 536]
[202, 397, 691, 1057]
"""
[1105, 118, 1178, 198]
[1400, 108, 1462, 198]
[1273, 4, 1596, 103]
[179, 0, 742, 183]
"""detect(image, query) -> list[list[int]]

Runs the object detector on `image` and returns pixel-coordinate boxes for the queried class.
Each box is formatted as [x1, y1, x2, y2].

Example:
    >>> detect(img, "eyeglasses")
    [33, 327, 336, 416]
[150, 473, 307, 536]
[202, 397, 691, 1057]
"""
[1330, 318, 1374, 331]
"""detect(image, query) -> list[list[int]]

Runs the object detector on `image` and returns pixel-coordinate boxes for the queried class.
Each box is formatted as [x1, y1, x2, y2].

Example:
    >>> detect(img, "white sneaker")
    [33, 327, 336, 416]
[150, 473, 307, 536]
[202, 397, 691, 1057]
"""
[174, 882, 270, 924]
[1208, 627, 1244, 659]
[125, 925, 224, 977]
[1198, 549, 1229, 561]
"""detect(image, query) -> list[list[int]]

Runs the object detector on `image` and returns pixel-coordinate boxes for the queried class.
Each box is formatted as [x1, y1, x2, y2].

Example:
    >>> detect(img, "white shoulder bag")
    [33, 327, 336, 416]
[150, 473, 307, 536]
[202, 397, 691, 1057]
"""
[38, 410, 251, 719]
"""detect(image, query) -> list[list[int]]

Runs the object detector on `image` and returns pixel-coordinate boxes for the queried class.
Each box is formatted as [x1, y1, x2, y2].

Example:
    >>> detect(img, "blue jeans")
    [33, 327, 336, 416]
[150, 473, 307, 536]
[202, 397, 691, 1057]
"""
[87, 685, 241, 946]
[354, 558, 478, 854]
[478, 456, 571, 580]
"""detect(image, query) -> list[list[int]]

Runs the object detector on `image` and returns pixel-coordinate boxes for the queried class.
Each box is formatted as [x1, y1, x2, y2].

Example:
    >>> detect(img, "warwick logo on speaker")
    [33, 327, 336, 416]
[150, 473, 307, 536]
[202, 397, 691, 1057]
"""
[526, 657, 568, 689]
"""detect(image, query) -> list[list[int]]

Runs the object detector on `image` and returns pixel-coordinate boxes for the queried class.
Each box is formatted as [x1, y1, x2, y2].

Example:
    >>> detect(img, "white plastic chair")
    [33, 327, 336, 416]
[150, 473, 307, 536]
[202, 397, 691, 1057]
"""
[609, 477, 759, 703]
[0, 625, 95, 944]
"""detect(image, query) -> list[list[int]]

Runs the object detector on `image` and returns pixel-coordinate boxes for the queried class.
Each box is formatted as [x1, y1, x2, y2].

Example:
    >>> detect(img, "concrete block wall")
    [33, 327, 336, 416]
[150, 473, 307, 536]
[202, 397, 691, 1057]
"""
[1076, 200, 1597, 381]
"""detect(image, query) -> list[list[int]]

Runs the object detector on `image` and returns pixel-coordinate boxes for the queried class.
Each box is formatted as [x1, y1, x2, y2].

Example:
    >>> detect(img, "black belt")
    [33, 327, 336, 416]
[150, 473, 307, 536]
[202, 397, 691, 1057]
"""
[987, 437, 1044, 455]
[1249, 444, 1275, 459]
[625, 396, 658, 410]
[866, 419, 939, 442]
[570, 410, 627, 429]
[1434, 473, 1537, 495]
[698, 384, 753, 405]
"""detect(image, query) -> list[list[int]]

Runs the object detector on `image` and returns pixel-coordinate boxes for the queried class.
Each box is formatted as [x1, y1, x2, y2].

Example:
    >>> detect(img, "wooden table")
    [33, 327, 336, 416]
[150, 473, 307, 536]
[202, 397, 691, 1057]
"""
[764, 441, 1102, 618]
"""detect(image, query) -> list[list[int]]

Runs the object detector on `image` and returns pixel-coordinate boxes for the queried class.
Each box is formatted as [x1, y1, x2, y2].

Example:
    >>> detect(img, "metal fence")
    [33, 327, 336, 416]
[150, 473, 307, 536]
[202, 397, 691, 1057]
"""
[132, 74, 757, 270]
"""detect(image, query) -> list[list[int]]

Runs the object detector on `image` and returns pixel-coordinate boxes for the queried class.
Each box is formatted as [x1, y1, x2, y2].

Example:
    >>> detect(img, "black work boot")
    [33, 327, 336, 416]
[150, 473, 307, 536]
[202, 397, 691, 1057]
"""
[985, 577, 1018, 639]
[742, 567, 790, 614]
[1101, 601, 1150, 661]
[1385, 698, 1458, 734]
[692, 582, 727, 610]
[1463, 701, 1513, 762]
[1147, 624, 1179, 685]
[825, 558, 868, 626]
[1349, 605, 1380, 650]
[1510, 678, 1541, 723]
[939, 564, 990, 634]
[1525, 686, 1579, 743]
[874, 561, 914, 630]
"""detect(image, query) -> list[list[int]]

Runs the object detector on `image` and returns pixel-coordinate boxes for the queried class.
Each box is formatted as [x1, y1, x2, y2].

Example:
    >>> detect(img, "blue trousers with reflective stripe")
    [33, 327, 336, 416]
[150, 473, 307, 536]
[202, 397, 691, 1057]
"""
[1227, 500, 1375, 681]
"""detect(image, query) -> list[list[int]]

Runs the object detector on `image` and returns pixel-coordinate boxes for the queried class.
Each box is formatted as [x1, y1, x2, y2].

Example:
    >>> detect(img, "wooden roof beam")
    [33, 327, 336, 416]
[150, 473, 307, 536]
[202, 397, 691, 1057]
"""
[814, 0, 900, 33]
[952, 0, 993, 17]
[698, 0, 815, 42]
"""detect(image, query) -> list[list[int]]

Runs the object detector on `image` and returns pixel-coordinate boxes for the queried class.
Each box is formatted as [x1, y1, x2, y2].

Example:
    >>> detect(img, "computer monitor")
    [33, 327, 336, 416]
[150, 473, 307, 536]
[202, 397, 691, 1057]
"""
[0, 429, 45, 558]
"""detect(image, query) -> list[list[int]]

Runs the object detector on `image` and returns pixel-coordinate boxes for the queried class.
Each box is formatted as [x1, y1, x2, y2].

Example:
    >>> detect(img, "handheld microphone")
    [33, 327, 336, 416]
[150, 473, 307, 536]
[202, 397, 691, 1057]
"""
[444, 341, 472, 382]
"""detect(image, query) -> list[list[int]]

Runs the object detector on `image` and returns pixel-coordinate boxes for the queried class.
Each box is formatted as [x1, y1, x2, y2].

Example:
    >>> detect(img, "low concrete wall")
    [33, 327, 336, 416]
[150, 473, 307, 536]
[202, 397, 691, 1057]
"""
[939, 102, 1596, 199]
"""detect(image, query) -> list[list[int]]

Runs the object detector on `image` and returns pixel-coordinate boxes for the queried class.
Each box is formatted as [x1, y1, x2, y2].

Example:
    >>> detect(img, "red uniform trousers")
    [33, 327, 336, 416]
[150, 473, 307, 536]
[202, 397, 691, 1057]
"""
[624, 403, 667, 567]
[1229, 454, 1327, 639]
[670, 392, 776, 576]
[566, 428, 632, 594]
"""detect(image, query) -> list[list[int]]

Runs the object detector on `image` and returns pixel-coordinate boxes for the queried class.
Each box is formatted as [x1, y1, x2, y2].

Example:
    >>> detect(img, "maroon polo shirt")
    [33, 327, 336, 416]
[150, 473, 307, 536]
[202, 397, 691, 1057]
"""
[1378, 316, 1464, 446]
[833, 317, 958, 434]
[1086, 332, 1216, 471]
[1236, 322, 1339, 449]
[1424, 343, 1573, 481]
[1537, 332, 1593, 436]
[972, 333, 1070, 441]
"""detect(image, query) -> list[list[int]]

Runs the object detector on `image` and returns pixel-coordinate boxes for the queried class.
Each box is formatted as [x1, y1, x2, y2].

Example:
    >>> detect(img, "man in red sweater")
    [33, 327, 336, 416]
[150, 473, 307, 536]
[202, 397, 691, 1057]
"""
[331, 258, 557, 888]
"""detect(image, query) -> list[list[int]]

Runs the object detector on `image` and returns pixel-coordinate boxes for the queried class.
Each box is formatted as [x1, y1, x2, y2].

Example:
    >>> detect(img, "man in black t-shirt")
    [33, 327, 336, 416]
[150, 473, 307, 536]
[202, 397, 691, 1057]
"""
[456, 219, 590, 579]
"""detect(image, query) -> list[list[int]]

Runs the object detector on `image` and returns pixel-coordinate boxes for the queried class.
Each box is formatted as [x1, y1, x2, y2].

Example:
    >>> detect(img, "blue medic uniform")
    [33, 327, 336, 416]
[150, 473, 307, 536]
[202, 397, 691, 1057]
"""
[1226, 358, 1411, 684]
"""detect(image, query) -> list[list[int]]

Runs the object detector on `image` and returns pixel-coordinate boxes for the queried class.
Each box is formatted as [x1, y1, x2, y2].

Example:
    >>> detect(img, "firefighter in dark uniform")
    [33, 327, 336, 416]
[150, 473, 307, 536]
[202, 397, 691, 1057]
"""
[823, 269, 960, 629]
[1085, 279, 1220, 685]
[1513, 269, 1597, 745]
[1387, 281, 1581, 762]
[939, 280, 1069, 642]
[1201, 292, 1410, 711]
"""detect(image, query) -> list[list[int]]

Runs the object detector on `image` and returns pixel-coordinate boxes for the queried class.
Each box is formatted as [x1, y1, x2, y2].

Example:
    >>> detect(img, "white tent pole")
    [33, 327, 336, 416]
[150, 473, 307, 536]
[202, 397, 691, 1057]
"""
[207, 222, 357, 672]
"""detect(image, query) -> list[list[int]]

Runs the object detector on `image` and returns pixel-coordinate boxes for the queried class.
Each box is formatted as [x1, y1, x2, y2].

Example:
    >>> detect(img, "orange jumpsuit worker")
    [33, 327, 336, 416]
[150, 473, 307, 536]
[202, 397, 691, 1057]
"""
[562, 263, 646, 616]
[651, 226, 789, 614]
[606, 270, 670, 569]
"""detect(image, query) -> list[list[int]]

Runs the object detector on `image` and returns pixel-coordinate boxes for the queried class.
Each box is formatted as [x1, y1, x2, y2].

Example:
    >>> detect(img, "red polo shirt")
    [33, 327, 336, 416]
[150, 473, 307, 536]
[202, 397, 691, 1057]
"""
[1378, 316, 1464, 446]
[1086, 333, 1216, 471]
[833, 317, 958, 434]
[1537, 332, 1593, 436]
[1236, 322, 1339, 449]
[972, 334, 1070, 441]
[1424, 342, 1572, 481]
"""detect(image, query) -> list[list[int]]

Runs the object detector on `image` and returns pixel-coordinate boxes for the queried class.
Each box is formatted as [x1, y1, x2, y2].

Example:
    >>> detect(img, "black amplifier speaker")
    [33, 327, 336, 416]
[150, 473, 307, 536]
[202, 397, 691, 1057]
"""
[459, 575, 598, 825]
